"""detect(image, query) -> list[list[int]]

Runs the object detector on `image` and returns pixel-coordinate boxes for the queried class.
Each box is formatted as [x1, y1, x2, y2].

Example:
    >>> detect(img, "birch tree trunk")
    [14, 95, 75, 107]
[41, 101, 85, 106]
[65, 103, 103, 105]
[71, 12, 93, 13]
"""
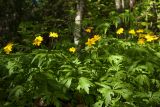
[115, 0, 136, 12]
[73, 0, 84, 45]
[129, 0, 135, 10]
[115, 0, 122, 12]
[121, 0, 125, 10]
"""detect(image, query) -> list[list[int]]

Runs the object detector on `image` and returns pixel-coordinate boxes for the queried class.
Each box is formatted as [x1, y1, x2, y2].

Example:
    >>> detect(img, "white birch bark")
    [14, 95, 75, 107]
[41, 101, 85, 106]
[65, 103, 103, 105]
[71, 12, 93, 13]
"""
[121, 0, 125, 9]
[74, 0, 84, 45]
[115, 0, 121, 11]
[129, 0, 135, 10]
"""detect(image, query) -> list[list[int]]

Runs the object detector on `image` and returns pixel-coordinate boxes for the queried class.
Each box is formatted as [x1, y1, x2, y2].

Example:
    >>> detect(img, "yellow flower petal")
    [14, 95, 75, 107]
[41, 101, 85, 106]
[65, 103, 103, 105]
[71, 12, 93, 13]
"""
[144, 34, 158, 42]
[129, 29, 136, 35]
[136, 29, 144, 33]
[116, 28, 124, 34]
[85, 28, 92, 33]
[36, 36, 43, 41]
[3, 43, 13, 54]
[85, 38, 95, 47]
[93, 35, 101, 41]
[138, 38, 145, 45]
[85, 27, 93, 33]
[33, 36, 43, 46]
[49, 32, 58, 38]
[69, 47, 76, 53]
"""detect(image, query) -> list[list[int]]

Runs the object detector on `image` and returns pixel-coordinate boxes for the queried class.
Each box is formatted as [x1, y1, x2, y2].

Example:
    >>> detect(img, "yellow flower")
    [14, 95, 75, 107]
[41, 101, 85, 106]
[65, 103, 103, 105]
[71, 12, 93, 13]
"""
[3, 43, 13, 54]
[137, 38, 145, 45]
[85, 27, 93, 33]
[69, 47, 76, 53]
[93, 35, 101, 41]
[116, 28, 124, 34]
[145, 34, 158, 42]
[85, 38, 96, 47]
[153, 35, 159, 40]
[136, 29, 144, 33]
[33, 36, 43, 46]
[85, 28, 91, 33]
[49, 32, 58, 38]
[129, 29, 136, 35]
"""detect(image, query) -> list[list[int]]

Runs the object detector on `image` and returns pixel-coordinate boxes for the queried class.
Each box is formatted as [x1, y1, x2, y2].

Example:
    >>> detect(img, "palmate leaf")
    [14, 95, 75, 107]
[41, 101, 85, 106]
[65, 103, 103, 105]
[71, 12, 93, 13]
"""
[114, 89, 132, 100]
[108, 64, 122, 72]
[6, 58, 22, 75]
[95, 82, 111, 88]
[93, 100, 104, 107]
[77, 77, 92, 94]
[98, 87, 114, 107]
[128, 60, 141, 74]
[112, 82, 133, 100]
[133, 91, 150, 99]
[145, 62, 154, 74]
[108, 55, 124, 65]
[9, 85, 24, 99]
[114, 70, 127, 80]
[96, 22, 110, 34]
[72, 58, 81, 65]
[60, 77, 72, 88]
[6, 61, 16, 75]
[131, 65, 148, 75]
[31, 53, 46, 64]
[60, 65, 74, 72]
[135, 74, 150, 87]
[133, 91, 150, 104]
[155, 52, 160, 58]
[151, 79, 160, 88]
[134, 91, 160, 105]
[150, 91, 160, 104]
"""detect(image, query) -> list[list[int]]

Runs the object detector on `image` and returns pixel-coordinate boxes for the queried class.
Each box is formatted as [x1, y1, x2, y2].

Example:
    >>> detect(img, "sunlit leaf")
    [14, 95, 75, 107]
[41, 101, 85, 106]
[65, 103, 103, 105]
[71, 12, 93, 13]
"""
[77, 77, 92, 94]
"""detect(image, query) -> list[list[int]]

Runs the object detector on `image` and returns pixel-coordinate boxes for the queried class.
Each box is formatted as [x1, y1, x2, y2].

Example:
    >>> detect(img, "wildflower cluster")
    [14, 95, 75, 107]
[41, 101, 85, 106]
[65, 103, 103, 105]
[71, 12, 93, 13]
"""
[33, 32, 59, 47]
[137, 33, 159, 44]
[2, 28, 158, 55]
[136, 30, 158, 44]
[116, 28, 159, 45]
[85, 35, 101, 47]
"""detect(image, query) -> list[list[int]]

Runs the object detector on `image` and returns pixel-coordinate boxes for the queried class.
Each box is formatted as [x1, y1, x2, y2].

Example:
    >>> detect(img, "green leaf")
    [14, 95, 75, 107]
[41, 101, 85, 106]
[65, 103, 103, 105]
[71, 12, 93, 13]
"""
[150, 91, 160, 104]
[155, 52, 160, 58]
[135, 74, 150, 87]
[114, 89, 132, 100]
[133, 91, 149, 98]
[9, 85, 24, 98]
[96, 22, 110, 34]
[77, 66, 89, 74]
[6, 61, 16, 75]
[98, 87, 114, 107]
[31, 53, 46, 64]
[72, 58, 81, 65]
[61, 77, 72, 88]
[77, 77, 92, 94]
[108, 55, 124, 65]
[93, 100, 104, 107]
[151, 79, 160, 88]
[140, 22, 149, 26]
